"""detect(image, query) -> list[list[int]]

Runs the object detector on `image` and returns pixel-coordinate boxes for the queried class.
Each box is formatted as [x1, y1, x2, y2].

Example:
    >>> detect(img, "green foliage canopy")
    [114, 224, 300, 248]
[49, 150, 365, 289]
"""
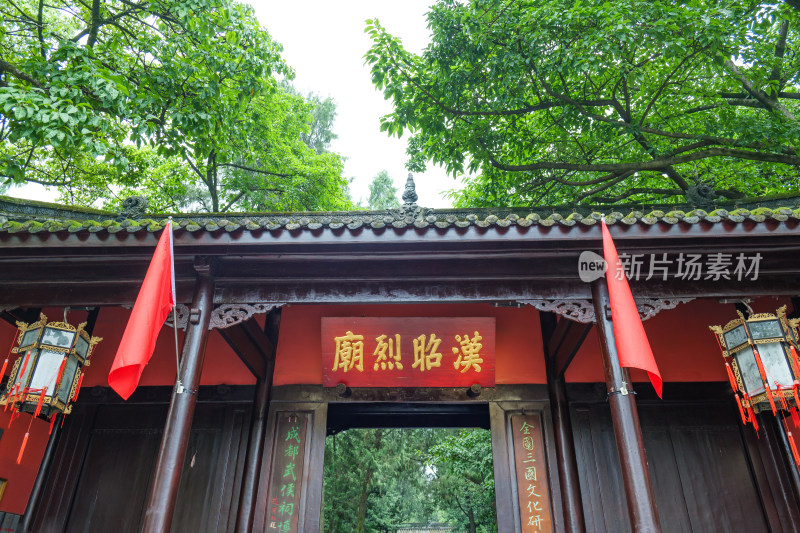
[427, 429, 497, 533]
[323, 428, 495, 533]
[1, 0, 352, 212]
[366, 0, 800, 207]
[367, 169, 401, 209]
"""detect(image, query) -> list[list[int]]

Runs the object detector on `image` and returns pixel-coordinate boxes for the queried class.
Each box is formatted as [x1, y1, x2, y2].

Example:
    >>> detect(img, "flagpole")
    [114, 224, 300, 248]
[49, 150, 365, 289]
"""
[167, 217, 184, 395]
[592, 277, 661, 532]
[172, 306, 183, 394]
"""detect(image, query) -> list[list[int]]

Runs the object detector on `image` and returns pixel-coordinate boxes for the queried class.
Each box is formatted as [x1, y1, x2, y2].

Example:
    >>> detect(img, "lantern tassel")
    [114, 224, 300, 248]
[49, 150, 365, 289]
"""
[778, 384, 790, 411]
[791, 345, 800, 377]
[0, 358, 8, 381]
[734, 394, 748, 425]
[744, 394, 759, 433]
[16, 432, 29, 464]
[748, 407, 759, 433]
[787, 430, 800, 469]
[753, 348, 778, 415]
[53, 357, 67, 392]
[725, 361, 739, 393]
[793, 381, 800, 409]
[17, 350, 31, 385]
[792, 407, 800, 429]
[33, 387, 46, 419]
[48, 414, 57, 435]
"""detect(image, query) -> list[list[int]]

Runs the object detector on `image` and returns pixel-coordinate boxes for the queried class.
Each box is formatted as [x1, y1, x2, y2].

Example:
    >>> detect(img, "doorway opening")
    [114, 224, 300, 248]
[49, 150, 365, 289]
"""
[323, 403, 497, 533]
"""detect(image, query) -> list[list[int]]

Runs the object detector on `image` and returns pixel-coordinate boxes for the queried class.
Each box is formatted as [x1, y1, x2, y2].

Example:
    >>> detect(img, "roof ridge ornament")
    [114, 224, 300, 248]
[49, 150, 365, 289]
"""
[395, 173, 429, 220]
[116, 196, 149, 221]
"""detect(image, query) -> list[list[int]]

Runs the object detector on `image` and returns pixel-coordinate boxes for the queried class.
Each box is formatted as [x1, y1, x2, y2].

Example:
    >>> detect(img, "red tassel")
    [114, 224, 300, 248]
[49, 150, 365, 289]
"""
[792, 407, 800, 429]
[744, 394, 759, 433]
[48, 414, 57, 435]
[33, 387, 46, 419]
[791, 345, 800, 376]
[787, 430, 800, 468]
[17, 350, 31, 384]
[753, 348, 778, 415]
[749, 408, 759, 433]
[778, 385, 790, 411]
[16, 432, 29, 464]
[725, 361, 739, 393]
[793, 381, 800, 409]
[0, 358, 8, 380]
[734, 395, 747, 425]
[53, 357, 67, 390]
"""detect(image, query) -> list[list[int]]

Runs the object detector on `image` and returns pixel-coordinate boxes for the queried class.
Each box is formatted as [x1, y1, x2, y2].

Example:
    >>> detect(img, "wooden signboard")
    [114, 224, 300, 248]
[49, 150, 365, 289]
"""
[511, 413, 553, 532]
[322, 317, 495, 387]
[265, 413, 308, 532]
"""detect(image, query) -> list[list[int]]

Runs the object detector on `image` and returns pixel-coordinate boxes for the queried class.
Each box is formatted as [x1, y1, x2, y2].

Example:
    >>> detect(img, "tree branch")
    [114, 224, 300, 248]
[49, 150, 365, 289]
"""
[594, 187, 684, 203]
[217, 162, 292, 178]
[0, 59, 43, 88]
[723, 58, 796, 121]
[487, 147, 800, 173]
[37, 0, 46, 59]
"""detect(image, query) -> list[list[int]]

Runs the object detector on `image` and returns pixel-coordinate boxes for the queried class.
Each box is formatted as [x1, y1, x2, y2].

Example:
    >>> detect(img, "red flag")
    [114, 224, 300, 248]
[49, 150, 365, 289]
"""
[601, 220, 663, 398]
[109, 221, 175, 399]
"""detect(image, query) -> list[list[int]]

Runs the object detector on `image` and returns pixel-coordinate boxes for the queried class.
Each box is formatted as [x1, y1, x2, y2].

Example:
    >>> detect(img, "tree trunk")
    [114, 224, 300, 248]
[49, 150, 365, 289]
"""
[468, 507, 476, 533]
[355, 467, 374, 533]
[207, 150, 219, 212]
[355, 429, 383, 533]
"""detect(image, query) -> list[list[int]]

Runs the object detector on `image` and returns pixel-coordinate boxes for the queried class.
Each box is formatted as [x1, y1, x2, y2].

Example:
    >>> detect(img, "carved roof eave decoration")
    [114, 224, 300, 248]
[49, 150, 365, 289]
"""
[165, 303, 285, 330]
[3, 194, 800, 236]
[521, 298, 695, 323]
[162, 298, 690, 329]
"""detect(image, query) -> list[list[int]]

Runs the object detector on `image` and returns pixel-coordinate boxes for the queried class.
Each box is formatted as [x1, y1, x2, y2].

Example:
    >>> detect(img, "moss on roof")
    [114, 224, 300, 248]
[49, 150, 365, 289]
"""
[2, 194, 800, 235]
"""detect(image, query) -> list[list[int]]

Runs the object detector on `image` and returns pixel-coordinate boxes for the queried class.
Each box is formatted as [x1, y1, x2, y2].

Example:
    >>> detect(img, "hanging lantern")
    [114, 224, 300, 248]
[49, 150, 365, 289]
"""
[1, 313, 101, 419]
[710, 305, 800, 468]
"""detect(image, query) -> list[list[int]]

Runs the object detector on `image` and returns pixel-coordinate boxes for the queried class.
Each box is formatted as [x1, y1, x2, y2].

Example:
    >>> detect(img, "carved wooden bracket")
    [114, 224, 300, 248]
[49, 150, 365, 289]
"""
[208, 303, 285, 330]
[520, 298, 694, 323]
[165, 303, 286, 330]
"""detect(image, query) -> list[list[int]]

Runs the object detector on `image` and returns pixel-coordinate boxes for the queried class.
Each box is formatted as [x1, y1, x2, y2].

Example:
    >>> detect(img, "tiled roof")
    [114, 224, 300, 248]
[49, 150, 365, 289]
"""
[2, 195, 800, 235]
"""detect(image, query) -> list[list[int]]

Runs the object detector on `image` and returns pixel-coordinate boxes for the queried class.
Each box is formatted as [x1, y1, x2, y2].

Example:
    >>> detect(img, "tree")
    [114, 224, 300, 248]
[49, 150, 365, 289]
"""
[301, 91, 338, 155]
[323, 428, 440, 533]
[366, 170, 400, 209]
[427, 429, 497, 533]
[366, 0, 800, 207]
[0, 0, 352, 212]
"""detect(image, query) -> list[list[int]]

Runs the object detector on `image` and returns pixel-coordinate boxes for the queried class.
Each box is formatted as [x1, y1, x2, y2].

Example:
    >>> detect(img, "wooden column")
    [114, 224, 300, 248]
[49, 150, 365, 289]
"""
[235, 309, 281, 533]
[18, 414, 62, 533]
[540, 312, 587, 533]
[142, 258, 215, 533]
[591, 280, 661, 533]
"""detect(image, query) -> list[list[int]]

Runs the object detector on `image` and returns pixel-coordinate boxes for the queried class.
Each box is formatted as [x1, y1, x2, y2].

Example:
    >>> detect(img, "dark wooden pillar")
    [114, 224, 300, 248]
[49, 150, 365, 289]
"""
[18, 414, 62, 533]
[235, 309, 281, 533]
[591, 280, 661, 533]
[142, 258, 215, 533]
[540, 312, 587, 533]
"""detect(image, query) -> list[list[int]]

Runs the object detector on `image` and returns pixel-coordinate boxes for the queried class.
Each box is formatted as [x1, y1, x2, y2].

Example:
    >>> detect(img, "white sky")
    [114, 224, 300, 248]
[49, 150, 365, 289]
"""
[9, 0, 463, 209]
[249, 0, 463, 208]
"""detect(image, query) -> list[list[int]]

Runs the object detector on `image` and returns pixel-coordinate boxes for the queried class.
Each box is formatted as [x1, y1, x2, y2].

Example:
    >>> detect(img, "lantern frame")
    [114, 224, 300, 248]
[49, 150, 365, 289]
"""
[1, 313, 101, 417]
[710, 306, 800, 413]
